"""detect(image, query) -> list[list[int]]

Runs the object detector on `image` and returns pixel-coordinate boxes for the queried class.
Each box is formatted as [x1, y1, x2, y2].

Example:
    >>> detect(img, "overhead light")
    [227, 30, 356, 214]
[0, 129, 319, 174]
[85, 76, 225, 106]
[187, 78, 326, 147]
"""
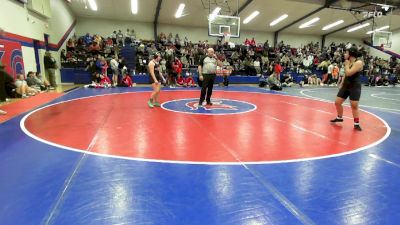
[209, 7, 221, 21]
[322, 20, 344, 30]
[270, 14, 288, 26]
[88, 0, 97, 11]
[366, 25, 390, 34]
[243, 11, 259, 24]
[131, 0, 138, 14]
[299, 17, 320, 29]
[347, 23, 370, 32]
[175, 3, 185, 18]
[376, 25, 390, 31]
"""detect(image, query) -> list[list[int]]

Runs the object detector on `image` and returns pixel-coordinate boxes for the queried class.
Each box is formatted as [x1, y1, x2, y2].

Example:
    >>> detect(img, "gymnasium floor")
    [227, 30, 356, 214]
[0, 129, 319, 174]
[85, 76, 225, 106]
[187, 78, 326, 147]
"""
[0, 85, 399, 225]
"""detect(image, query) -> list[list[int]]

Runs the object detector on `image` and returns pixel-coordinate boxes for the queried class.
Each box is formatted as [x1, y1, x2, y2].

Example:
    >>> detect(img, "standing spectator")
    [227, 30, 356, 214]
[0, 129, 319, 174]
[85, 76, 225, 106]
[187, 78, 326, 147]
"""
[83, 33, 92, 46]
[111, 31, 117, 44]
[43, 51, 58, 89]
[116, 30, 124, 47]
[110, 56, 119, 86]
[274, 61, 283, 81]
[250, 37, 256, 47]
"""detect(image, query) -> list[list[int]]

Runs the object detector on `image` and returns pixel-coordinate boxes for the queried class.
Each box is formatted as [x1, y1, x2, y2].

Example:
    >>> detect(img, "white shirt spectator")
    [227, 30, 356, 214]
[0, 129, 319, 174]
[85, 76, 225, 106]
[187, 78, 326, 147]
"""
[15, 79, 27, 88]
[303, 57, 312, 67]
[328, 64, 334, 74]
[110, 58, 119, 70]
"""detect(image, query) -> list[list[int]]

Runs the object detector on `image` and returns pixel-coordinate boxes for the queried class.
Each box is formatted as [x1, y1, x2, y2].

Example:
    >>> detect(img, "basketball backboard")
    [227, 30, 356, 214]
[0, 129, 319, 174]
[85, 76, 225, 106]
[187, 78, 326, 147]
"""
[208, 15, 240, 38]
[373, 31, 392, 48]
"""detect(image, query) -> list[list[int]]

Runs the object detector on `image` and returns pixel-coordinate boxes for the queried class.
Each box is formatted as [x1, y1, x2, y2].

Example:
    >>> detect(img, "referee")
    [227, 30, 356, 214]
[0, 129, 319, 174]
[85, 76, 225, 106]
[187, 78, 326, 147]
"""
[198, 48, 223, 106]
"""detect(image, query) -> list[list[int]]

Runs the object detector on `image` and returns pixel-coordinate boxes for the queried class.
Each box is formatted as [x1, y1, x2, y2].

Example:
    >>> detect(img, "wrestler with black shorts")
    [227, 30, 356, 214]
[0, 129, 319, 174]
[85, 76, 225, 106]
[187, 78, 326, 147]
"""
[147, 52, 162, 108]
[330, 46, 363, 131]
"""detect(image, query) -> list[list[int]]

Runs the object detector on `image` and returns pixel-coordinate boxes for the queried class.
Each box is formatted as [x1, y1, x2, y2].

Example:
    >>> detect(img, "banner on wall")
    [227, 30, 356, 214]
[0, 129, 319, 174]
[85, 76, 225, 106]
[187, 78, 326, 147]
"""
[0, 39, 25, 79]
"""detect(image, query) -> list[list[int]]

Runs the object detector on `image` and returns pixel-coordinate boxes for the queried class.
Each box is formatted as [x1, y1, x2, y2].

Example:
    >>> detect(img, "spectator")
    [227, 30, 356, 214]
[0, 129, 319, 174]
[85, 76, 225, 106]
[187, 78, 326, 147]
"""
[116, 30, 124, 47]
[185, 73, 196, 87]
[15, 74, 39, 98]
[110, 56, 119, 86]
[43, 51, 58, 88]
[0, 61, 10, 115]
[26, 71, 50, 91]
[119, 72, 135, 87]
[267, 73, 282, 91]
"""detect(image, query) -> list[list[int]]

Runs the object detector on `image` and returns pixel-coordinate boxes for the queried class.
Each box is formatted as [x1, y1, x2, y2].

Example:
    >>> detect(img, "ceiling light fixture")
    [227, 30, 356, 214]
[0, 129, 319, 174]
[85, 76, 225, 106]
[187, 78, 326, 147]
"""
[88, 0, 97, 11]
[322, 20, 344, 30]
[270, 14, 288, 26]
[366, 25, 390, 34]
[131, 0, 138, 14]
[209, 7, 221, 21]
[299, 17, 320, 29]
[243, 11, 259, 24]
[175, 3, 185, 18]
[347, 23, 370, 32]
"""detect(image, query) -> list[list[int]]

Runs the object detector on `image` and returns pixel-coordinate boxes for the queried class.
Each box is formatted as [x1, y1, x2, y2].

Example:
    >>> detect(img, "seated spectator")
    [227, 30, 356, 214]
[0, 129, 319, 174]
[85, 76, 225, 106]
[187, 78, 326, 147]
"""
[176, 73, 187, 87]
[26, 71, 50, 91]
[308, 74, 321, 86]
[185, 73, 196, 87]
[85, 73, 112, 88]
[381, 75, 390, 86]
[83, 33, 92, 46]
[267, 73, 282, 91]
[15, 74, 39, 98]
[88, 42, 101, 54]
[92, 72, 101, 84]
[259, 74, 267, 87]
[299, 74, 310, 87]
[119, 73, 135, 87]
[281, 73, 294, 87]
[66, 38, 75, 52]
[99, 74, 111, 87]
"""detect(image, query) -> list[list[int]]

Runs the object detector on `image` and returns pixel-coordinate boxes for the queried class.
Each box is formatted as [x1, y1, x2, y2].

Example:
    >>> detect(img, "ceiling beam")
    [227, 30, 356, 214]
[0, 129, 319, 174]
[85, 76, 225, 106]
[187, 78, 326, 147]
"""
[275, 0, 339, 33]
[233, 0, 253, 16]
[153, 0, 163, 42]
[322, 17, 373, 37]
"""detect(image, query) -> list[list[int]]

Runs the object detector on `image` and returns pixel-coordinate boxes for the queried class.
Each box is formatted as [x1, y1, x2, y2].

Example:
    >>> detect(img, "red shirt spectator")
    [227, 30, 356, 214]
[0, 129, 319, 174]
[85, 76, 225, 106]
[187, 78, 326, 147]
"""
[250, 38, 256, 47]
[244, 38, 251, 46]
[100, 75, 111, 85]
[185, 76, 196, 87]
[274, 63, 282, 74]
[172, 58, 183, 74]
[177, 74, 186, 86]
[122, 74, 133, 87]
[313, 57, 319, 66]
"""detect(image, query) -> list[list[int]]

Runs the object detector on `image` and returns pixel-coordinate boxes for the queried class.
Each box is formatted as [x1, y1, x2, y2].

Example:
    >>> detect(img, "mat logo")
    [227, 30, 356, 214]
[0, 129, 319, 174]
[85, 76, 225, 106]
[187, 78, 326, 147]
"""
[186, 101, 238, 111]
[161, 98, 256, 115]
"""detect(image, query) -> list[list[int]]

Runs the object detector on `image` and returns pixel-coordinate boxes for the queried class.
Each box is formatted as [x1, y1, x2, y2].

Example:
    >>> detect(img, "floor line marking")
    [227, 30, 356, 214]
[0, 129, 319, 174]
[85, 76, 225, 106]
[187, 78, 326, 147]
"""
[368, 153, 400, 169]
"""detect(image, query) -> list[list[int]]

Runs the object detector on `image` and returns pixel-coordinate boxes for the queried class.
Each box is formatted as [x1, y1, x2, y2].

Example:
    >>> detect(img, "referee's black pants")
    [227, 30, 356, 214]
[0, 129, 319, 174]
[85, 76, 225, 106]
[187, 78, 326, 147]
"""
[199, 73, 216, 104]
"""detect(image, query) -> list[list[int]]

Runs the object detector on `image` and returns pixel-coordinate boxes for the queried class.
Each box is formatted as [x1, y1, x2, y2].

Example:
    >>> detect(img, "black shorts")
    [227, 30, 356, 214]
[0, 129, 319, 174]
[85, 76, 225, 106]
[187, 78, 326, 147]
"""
[337, 85, 361, 101]
[149, 74, 162, 84]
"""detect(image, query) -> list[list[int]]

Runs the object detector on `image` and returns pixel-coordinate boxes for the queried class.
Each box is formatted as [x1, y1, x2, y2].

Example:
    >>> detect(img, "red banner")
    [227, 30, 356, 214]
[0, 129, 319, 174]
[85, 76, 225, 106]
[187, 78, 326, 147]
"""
[0, 39, 25, 79]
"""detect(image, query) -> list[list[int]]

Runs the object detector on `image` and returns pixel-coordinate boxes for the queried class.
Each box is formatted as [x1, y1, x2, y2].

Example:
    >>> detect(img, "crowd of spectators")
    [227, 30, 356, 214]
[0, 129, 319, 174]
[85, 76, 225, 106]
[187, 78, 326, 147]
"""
[60, 30, 400, 90]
